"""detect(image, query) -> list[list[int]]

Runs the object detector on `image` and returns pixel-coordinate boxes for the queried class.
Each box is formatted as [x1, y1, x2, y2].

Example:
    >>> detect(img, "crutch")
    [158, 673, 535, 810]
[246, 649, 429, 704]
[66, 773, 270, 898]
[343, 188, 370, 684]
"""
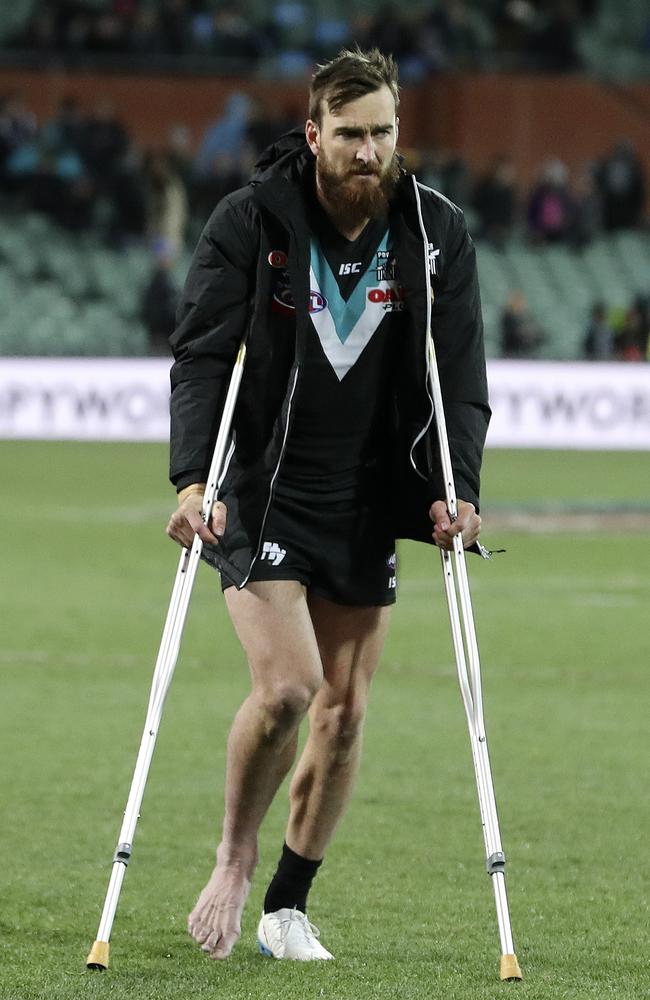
[86, 339, 247, 970]
[426, 333, 522, 982]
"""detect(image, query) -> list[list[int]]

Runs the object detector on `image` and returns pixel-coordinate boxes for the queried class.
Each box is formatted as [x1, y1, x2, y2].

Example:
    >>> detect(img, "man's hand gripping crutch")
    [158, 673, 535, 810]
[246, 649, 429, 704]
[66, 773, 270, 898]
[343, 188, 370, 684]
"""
[426, 328, 522, 982]
[86, 339, 247, 971]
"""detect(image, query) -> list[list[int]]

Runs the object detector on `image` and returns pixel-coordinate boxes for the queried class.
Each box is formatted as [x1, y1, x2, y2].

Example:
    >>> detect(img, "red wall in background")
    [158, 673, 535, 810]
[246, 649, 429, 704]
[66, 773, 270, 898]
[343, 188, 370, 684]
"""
[431, 74, 650, 189]
[1, 68, 648, 196]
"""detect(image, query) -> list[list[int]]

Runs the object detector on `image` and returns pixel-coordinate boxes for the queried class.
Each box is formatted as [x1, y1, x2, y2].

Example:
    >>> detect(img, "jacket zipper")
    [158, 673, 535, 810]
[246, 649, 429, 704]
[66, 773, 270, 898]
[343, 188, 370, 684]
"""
[408, 174, 436, 482]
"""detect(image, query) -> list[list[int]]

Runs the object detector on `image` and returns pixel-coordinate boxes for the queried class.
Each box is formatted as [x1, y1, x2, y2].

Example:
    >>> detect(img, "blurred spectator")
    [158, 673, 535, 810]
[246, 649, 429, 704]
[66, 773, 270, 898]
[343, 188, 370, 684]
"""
[81, 99, 129, 183]
[192, 151, 250, 221]
[165, 124, 194, 187]
[617, 302, 649, 361]
[140, 251, 179, 355]
[129, 7, 166, 54]
[312, 13, 351, 60]
[106, 141, 146, 246]
[356, 5, 421, 66]
[0, 0, 629, 77]
[212, 5, 265, 60]
[528, 1, 582, 72]
[596, 140, 646, 231]
[13, 4, 57, 49]
[472, 155, 517, 247]
[30, 149, 95, 231]
[194, 92, 252, 178]
[0, 91, 37, 175]
[160, 0, 191, 55]
[527, 158, 572, 244]
[142, 151, 189, 259]
[417, 147, 470, 208]
[87, 10, 128, 52]
[500, 290, 547, 357]
[582, 302, 614, 360]
[493, 0, 537, 54]
[566, 164, 602, 248]
[246, 97, 299, 157]
[42, 96, 85, 159]
[421, 0, 483, 71]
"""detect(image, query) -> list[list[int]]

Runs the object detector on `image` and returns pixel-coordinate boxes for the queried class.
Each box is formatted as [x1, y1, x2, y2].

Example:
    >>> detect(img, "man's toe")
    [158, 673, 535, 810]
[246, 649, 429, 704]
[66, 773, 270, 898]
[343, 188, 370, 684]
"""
[211, 931, 237, 959]
[201, 930, 221, 953]
[191, 922, 213, 946]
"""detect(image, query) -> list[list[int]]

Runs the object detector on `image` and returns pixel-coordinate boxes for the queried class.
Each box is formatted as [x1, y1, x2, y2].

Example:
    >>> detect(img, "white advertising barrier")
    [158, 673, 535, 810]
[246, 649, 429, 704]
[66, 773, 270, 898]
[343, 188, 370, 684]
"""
[486, 360, 650, 450]
[0, 357, 171, 441]
[0, 357, 649, 448]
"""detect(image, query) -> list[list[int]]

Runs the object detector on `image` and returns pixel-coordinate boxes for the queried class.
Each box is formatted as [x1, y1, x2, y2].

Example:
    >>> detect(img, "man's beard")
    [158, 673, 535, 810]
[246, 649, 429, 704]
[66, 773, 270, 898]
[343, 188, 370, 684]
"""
[316, 150, 401, 229]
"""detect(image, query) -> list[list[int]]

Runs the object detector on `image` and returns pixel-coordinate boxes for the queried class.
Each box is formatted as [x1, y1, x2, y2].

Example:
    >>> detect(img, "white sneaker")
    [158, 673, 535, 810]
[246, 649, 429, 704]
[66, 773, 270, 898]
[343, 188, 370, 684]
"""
[257, 908, 334, 960]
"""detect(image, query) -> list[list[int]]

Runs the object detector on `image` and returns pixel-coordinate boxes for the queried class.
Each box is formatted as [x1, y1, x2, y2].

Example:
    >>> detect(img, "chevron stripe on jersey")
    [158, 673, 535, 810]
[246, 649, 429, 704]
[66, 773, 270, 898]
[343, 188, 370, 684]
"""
[309, 232, 402, 381]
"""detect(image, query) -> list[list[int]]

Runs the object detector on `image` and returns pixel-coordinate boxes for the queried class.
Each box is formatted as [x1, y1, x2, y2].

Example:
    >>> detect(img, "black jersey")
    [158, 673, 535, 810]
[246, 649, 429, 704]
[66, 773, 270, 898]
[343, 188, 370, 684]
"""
[277, 184, 406, 502]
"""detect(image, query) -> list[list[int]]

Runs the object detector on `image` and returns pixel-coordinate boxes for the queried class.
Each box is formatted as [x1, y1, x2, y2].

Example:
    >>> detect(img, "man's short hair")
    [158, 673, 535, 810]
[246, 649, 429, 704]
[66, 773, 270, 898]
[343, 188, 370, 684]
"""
[308, 48, 399, 125]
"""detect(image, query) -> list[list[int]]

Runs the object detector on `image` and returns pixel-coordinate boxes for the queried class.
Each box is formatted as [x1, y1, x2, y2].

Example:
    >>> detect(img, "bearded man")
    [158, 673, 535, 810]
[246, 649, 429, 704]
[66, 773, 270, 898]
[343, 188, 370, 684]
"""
[166, 47, 490, 962]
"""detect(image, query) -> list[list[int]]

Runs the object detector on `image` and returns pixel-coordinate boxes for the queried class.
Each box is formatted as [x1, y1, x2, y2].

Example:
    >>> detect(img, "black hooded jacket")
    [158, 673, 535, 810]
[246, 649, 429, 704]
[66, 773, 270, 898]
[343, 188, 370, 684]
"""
[169, 132, 490, 586]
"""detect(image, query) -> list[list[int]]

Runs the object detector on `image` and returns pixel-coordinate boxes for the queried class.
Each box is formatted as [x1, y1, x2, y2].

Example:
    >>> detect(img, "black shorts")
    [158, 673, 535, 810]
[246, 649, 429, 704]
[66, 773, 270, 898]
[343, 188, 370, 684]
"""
[220, 493, 397, 606]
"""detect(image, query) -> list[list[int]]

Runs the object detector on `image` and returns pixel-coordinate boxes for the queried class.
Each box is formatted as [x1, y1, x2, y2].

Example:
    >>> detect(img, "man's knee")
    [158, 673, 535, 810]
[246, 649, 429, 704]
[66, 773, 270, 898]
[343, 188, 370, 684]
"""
[311, 699, 367, 763]
[255, 680, 319, 741]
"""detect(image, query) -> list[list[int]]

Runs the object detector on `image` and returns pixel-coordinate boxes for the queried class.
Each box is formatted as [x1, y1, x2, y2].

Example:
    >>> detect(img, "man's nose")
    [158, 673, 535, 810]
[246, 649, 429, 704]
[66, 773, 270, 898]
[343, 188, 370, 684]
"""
[356, 136, 377, 163]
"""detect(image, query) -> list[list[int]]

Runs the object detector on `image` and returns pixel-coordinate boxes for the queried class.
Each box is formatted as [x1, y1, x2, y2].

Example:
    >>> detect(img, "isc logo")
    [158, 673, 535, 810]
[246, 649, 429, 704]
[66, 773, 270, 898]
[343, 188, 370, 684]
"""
[339, 261, 362, 275]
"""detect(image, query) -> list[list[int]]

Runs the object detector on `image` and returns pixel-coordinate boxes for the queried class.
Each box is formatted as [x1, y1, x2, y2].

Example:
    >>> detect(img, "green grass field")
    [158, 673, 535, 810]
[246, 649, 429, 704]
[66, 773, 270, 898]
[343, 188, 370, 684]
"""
[1, 442, 649, 1000]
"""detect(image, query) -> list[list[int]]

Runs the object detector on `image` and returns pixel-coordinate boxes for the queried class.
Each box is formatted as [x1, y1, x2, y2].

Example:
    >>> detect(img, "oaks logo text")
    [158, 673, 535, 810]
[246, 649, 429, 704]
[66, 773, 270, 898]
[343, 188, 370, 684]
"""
[367, 285, 406, 311]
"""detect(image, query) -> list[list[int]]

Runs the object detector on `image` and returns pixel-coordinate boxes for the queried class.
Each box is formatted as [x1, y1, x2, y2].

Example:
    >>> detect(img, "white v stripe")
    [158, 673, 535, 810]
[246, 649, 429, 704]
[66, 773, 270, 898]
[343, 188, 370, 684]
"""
[309, 266, 399, 381]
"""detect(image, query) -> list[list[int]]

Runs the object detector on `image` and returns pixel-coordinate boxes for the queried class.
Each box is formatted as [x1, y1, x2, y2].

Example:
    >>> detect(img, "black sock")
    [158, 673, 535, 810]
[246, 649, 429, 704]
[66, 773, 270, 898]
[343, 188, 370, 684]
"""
[263, 842, 323, 915]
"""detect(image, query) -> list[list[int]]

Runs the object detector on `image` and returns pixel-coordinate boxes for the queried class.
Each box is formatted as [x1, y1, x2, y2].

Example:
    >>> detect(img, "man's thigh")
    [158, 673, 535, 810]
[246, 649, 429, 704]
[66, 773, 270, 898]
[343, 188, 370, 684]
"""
[224, 580, 323, 693]
[307, 594, 392, 698]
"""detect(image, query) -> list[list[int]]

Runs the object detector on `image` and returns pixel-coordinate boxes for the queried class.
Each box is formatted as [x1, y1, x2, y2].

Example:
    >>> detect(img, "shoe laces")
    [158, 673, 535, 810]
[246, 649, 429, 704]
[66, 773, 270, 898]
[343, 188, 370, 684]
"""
[289, 908, 321, 942]
[275, 907, 321, 948]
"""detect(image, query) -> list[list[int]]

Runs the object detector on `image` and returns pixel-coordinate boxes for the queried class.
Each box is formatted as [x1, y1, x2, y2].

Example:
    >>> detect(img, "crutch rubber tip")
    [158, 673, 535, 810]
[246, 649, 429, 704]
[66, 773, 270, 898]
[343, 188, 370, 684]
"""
[86, 940, 110, 970]
[500, 953, 522, 981]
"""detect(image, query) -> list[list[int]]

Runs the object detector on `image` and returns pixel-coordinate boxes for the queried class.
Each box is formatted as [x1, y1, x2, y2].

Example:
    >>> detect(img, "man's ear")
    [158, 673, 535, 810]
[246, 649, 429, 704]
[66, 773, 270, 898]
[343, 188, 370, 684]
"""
[305, 119, 320, 156]
[395, 117, 400, 143]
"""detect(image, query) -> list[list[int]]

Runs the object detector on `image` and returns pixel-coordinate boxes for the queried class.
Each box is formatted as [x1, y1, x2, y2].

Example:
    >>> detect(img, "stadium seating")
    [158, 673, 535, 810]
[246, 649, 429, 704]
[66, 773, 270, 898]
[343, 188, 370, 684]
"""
[476, 233, 650, 359]
[0, 212, 168, 356]
[0, 209, 648, 358]
[1, 1, 649, 80]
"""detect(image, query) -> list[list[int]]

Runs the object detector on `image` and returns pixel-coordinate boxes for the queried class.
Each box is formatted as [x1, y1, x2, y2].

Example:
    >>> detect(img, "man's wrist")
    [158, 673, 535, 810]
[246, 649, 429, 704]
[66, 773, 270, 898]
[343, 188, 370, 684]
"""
[177, 483, 206, 504]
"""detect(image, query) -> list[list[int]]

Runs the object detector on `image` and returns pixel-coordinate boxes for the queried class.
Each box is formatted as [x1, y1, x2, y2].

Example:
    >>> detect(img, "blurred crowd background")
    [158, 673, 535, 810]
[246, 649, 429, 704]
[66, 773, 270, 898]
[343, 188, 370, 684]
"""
[0, 0, 648, 361]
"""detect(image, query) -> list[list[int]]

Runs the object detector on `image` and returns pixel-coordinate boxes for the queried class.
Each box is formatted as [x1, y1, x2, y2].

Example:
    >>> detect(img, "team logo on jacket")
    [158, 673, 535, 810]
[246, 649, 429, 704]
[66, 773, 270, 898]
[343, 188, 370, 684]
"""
[268, 250, 288, 268]
[376, 248, 397, 281]
[271, 275, 295, 314]
[428, 243, 441, 275]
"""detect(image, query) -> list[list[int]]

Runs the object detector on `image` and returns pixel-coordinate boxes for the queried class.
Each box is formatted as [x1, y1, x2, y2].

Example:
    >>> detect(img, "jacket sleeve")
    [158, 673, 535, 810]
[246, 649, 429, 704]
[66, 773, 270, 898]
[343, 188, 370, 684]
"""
[433, 207, 490, 510]
[169, 193, 258, 489]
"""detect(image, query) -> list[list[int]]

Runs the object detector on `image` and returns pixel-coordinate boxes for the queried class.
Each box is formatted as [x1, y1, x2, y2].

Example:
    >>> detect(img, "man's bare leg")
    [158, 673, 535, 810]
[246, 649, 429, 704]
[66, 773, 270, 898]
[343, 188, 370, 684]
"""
[285, 596, 391, 860]
[188, 580, 323, 959]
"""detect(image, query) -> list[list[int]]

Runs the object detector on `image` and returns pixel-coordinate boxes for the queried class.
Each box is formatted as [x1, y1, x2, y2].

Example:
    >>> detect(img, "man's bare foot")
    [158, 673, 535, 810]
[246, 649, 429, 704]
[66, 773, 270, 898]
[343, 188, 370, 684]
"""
[188, 847, 256, 960]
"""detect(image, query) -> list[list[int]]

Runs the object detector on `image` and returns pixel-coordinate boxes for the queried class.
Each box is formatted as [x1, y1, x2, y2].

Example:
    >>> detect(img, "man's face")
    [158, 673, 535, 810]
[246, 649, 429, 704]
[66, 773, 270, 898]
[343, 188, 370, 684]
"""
[306, 85, 400, 225]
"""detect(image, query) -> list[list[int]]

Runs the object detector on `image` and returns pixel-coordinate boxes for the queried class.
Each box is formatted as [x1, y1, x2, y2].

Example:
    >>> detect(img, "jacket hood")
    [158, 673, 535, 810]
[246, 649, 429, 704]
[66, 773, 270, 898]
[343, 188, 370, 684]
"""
[251, 128, 312, 183]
